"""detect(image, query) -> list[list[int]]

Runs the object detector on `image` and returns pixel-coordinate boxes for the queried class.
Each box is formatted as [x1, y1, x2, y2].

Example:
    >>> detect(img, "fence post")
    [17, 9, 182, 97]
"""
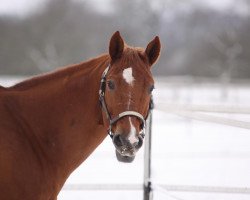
[143, 111, 153, 200]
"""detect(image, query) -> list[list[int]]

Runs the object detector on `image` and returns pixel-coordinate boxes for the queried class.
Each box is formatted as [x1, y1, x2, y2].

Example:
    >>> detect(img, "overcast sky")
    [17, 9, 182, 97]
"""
[0, 0, 111, 16]
[0, 0, 46, 16]
[0, 0, 248, 17]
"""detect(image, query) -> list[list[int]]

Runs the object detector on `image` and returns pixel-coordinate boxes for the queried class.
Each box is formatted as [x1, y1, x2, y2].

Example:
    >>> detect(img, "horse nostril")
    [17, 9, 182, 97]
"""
[113, 134, 123, 147]
[135, 136, 143, 149]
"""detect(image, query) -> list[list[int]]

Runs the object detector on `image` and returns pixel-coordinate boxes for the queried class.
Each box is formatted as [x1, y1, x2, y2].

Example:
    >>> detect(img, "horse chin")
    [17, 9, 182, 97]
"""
[115, 150, 135, 163]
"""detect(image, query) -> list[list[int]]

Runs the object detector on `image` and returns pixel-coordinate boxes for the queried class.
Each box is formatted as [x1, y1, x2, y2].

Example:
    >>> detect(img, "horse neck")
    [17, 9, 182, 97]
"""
[11, 55, 110, 186]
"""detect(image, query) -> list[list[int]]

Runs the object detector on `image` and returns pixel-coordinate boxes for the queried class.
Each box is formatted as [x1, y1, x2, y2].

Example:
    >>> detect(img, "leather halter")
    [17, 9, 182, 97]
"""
[99, 64, 153, 139]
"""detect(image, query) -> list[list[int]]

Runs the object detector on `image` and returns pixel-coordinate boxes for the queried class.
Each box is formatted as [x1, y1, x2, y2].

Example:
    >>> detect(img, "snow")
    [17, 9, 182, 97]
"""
[1, 76, 250, 200]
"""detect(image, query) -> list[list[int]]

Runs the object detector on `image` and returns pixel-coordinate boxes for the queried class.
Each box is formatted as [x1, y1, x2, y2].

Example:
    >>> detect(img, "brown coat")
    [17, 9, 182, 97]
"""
[0, 31, 160, 200]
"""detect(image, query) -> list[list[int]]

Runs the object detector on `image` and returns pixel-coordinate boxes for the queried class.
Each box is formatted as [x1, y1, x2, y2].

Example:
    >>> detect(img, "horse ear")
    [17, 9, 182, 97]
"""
[145, 36, 161, 66]
[109, 31, 124, 61]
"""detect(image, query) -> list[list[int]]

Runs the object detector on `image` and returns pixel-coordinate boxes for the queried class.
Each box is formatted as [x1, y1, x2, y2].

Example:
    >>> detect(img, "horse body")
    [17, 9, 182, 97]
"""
[0, 31, 161, 199]
[0, 55, 109, 200]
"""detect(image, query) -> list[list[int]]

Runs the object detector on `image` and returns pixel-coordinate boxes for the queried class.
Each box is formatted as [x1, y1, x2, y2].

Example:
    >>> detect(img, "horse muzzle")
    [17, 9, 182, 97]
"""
[113, 133, 143, 163]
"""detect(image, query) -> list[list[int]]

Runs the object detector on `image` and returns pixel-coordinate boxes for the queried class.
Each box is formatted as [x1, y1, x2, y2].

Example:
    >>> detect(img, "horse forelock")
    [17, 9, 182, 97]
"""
[109, 47, 153, 85]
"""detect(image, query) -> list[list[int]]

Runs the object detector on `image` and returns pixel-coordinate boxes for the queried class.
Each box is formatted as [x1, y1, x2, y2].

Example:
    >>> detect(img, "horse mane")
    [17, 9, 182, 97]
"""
[9, 46, 147, 91]
[0, 85, 5, 91]
[116, 47, 151, 75]
[10, 54, 110, 90]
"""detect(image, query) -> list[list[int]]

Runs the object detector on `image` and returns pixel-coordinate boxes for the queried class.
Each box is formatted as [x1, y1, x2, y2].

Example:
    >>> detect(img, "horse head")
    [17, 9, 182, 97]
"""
[100, 31, 161, 162]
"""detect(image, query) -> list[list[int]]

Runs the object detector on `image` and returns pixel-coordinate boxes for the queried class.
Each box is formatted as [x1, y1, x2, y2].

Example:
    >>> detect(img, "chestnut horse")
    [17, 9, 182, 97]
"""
[0, 31, 161, 200]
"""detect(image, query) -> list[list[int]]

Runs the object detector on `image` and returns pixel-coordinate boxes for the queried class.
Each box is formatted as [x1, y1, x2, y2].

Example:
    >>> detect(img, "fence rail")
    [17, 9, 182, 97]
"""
[156, 103, 250, 130]
[156, 103, 250, 114]
[63, 184, 250, 194]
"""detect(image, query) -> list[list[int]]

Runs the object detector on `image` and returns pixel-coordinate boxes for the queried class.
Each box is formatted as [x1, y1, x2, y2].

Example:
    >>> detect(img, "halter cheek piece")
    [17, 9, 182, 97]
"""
[99, 64, 154, 139]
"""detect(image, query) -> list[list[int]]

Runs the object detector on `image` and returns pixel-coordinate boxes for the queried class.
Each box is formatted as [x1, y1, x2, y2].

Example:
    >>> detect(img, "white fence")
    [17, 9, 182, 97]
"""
[156, 103, 250, 130]
[63, 183, 250, 194]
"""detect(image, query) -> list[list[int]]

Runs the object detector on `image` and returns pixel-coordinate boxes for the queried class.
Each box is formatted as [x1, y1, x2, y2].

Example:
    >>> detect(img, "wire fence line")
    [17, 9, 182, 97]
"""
[62, 184, 250, 194]
[156, 103, 250, 130]
[156, 103, 250, 114]
[62, 184, 141, 191]
[150, 185, 187, 200]
[153, 185, 250, 194]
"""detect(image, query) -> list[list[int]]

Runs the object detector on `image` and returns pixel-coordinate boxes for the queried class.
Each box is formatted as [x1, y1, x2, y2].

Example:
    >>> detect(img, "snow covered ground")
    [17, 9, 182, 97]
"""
[1, 76, 250, 200]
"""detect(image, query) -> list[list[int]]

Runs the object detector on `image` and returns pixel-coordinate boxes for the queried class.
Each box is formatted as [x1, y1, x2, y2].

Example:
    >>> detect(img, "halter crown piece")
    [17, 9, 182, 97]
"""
[99, 64, 154, 139]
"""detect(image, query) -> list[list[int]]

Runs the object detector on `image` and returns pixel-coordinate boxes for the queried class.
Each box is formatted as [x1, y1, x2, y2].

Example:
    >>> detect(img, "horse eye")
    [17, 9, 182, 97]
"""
[107, 80, 115, 90]
[149, 85, 154, 94]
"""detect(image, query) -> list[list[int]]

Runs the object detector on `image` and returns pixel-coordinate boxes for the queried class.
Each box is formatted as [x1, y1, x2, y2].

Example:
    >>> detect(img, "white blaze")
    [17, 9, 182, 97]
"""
[122, 67, 138, 144]
[122, 67, 135, 110]
[122, 67, 134, 85]
[128, 117, 139, 144]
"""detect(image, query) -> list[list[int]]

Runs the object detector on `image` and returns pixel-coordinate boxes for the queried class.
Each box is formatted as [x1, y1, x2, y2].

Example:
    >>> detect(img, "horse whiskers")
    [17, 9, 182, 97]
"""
[120, 145, 135, 155]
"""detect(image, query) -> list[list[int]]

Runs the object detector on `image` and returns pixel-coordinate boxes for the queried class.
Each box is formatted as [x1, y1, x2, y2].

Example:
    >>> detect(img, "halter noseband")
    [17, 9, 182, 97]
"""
[99, 64, 153, 139]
